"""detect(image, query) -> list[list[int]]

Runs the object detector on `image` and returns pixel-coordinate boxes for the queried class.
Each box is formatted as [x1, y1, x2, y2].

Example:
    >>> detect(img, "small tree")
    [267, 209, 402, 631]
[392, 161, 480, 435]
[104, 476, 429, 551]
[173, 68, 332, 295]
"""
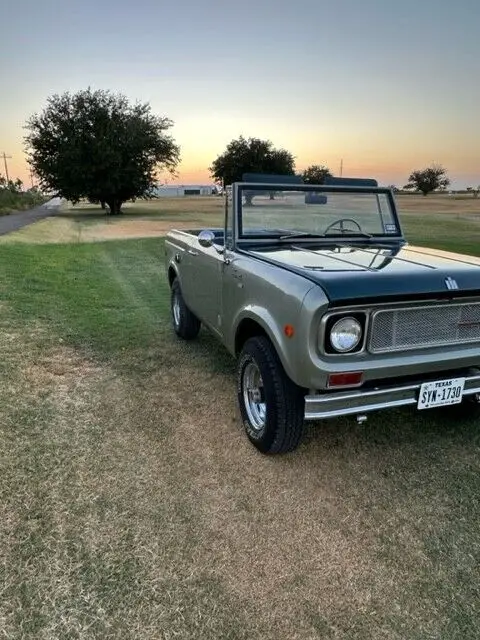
[302, 164, 332, 185]
[466, 186, 479, 199]
[24, 88, 180, 214]
[405, 164, 450, 196]
[209, 136, 295, 186]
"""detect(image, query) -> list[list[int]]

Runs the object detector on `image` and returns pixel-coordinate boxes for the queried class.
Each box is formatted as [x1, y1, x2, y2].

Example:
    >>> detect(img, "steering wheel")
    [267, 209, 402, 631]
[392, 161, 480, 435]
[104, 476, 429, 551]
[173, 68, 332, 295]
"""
[323, 218, 364, 235]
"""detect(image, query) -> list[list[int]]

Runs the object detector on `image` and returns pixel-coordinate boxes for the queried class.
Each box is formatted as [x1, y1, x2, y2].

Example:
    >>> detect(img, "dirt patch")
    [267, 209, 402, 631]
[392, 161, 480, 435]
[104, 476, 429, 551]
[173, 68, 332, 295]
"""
[81, 219, 194, 241]
[0, 217, 198, 244]
[23, 347, 100, 390]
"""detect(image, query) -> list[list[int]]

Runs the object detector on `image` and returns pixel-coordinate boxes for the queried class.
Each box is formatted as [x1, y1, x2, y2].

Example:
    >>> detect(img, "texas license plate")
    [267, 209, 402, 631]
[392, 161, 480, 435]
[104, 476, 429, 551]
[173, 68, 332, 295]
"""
[417, 377, 465, 409]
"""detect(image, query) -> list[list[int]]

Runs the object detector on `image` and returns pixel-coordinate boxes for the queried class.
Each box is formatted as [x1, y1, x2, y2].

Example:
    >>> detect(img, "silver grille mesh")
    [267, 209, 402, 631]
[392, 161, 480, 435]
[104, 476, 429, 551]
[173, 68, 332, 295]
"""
[369, 303, 480, 353]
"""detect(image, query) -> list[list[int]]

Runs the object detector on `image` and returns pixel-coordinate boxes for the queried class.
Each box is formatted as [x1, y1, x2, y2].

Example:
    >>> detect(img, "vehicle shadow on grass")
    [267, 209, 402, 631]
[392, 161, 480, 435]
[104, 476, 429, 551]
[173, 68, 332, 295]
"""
[300, 404, 480, 479]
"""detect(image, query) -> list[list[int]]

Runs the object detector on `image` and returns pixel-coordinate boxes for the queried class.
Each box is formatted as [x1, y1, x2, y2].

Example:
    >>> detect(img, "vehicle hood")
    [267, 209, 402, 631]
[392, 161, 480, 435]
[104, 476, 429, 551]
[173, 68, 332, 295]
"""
[247, 243, 480, 303]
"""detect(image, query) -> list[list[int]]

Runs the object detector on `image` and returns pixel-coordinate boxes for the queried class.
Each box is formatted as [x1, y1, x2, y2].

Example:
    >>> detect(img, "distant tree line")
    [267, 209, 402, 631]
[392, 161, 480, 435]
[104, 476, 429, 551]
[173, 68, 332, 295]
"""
[0, 175, 46, 214]
[21, 87, 476, 214]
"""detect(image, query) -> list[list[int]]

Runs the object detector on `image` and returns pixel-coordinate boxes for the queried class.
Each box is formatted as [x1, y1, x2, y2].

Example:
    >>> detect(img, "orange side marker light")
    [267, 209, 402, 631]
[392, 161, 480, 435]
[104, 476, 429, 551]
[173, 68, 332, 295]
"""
[284, 324, 295, 338]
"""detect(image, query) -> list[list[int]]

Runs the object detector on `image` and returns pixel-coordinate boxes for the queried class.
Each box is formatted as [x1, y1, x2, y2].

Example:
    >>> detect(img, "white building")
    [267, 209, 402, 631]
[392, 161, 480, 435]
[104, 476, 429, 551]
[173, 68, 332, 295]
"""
[152, 184, 218, 197]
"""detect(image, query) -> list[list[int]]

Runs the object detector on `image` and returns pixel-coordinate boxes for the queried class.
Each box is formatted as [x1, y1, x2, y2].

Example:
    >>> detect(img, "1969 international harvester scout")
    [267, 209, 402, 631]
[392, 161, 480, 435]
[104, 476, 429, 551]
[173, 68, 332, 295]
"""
[165, 175, 480, 454]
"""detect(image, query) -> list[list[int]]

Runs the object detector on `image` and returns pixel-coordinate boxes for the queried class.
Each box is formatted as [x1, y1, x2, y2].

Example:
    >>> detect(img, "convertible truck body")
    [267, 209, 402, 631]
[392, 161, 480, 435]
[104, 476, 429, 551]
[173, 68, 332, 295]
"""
[165, 175, 480, 453]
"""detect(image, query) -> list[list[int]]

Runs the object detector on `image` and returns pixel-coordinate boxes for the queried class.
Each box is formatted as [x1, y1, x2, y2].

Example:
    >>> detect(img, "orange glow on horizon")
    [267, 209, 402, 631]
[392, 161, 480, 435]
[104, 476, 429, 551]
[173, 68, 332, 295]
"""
[5, 149, 478, 191]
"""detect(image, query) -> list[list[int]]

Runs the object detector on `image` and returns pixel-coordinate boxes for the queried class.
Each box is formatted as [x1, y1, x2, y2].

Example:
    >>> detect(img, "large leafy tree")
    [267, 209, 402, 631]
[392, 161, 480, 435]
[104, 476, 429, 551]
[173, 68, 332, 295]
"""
[405, 164, 450, 196]
[209, 136, 295, 186]
[24, 88, 180, 214]
[301, 164, 332, 184]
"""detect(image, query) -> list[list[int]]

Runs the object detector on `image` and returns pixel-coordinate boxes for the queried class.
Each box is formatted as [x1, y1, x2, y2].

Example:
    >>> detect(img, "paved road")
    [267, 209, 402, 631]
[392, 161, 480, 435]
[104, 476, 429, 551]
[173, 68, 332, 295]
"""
[0, 198, 64, 236]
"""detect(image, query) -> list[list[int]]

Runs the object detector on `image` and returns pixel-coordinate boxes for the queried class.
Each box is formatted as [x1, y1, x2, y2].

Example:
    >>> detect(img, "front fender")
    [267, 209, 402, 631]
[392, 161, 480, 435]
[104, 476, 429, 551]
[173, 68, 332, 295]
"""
[232, 302, 309, 387]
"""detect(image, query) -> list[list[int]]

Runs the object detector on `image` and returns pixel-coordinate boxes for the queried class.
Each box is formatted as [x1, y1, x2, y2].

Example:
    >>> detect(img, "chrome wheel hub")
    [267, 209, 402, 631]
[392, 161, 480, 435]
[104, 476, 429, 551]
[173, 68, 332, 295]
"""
[243, 361, 266, 431]
[172, 292, 181, 327]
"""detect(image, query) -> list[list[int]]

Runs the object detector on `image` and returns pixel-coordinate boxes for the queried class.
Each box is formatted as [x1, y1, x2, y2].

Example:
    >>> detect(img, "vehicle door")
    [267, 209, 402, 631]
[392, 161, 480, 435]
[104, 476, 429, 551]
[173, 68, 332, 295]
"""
[188, 242, 224, 336]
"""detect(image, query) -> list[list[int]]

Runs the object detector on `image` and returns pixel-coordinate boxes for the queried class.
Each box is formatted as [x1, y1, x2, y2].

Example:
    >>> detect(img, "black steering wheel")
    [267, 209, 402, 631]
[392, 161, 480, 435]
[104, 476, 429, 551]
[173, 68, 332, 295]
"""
[323, 218, 363, 235]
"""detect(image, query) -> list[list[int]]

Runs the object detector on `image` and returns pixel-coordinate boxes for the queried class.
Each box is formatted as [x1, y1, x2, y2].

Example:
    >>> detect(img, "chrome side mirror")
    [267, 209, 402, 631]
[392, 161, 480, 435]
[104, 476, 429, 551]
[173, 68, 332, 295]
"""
[198, 229, 215, 248]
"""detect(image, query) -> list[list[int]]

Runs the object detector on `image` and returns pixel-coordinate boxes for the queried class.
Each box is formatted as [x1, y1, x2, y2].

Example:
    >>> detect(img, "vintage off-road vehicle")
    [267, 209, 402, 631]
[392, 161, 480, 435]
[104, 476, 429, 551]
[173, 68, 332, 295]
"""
[165, 175, 480, 454]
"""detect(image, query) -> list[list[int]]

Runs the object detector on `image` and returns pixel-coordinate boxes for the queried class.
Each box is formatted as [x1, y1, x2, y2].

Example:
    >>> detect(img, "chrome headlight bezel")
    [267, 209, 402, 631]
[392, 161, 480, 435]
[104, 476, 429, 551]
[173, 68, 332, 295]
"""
[321, 313, 366, 355]
[330, 317, 362, 353]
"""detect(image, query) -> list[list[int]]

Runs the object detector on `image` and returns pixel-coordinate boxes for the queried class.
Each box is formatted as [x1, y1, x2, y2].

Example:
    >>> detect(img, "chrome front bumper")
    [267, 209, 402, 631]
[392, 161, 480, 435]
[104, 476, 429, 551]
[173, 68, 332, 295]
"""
[304, 373, 480, 420]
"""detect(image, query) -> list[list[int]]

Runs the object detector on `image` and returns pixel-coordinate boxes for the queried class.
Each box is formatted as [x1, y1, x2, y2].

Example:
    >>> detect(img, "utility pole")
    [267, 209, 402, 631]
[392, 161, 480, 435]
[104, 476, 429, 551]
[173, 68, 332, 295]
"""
[339, 158, 343, 177]
[29, 169, 35, 189]
[1, 152, 12, 182]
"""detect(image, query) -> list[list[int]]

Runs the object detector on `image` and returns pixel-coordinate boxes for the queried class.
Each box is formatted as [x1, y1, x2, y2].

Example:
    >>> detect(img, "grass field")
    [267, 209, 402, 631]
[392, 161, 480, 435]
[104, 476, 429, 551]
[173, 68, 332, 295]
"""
[1, 195, 480, 639]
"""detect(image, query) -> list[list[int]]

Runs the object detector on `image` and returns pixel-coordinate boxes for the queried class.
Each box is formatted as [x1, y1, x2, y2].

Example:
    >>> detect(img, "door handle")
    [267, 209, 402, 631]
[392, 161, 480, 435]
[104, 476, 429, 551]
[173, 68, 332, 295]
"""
[187, 249, 198, 256]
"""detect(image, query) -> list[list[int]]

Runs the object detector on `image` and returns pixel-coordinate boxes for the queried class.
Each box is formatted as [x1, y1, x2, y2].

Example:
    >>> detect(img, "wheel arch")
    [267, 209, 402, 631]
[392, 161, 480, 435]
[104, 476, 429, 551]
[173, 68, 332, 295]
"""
[233, 310, 298, 384]
[235, 318, 269, 355]
[167, 264, 179, 287]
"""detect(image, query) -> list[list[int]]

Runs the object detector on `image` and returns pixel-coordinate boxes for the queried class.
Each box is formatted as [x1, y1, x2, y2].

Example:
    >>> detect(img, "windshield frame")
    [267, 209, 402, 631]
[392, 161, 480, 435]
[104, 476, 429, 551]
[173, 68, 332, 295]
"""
[233, 182, 403, 245]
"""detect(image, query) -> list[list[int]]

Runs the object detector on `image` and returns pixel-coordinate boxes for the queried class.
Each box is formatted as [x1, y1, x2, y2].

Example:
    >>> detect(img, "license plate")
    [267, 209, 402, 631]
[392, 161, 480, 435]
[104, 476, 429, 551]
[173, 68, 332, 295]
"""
[417, 377, 465, 410]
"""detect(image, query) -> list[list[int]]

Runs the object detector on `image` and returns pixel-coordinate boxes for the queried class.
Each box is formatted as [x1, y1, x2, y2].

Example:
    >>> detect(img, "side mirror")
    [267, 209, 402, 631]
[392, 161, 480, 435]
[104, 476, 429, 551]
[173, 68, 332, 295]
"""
[198, 229, 215, 248]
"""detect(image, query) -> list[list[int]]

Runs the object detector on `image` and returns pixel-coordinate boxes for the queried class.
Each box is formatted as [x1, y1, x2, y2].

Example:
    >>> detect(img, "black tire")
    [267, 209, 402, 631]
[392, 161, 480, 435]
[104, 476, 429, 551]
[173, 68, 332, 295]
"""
[237, 336, 305, 454]
[170, 278, 201, 340]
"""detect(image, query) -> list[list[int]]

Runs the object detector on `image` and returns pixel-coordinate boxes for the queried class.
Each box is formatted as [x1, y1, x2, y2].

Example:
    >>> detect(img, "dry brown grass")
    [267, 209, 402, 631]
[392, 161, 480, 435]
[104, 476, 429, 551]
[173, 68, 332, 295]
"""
[1, 193, 479, 245]
[396, 193, 480, 214]
[2, 320, 479, 638]
[0, 197, 224, 244]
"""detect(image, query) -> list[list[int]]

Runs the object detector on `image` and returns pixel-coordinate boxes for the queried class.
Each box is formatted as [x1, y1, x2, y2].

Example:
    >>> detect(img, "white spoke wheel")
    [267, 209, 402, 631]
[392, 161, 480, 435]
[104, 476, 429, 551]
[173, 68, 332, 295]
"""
[170, 278, 201, 340]
[242, 362, 267, 431]
[172, 290, 181, 327]
[237, 336, 305, 454]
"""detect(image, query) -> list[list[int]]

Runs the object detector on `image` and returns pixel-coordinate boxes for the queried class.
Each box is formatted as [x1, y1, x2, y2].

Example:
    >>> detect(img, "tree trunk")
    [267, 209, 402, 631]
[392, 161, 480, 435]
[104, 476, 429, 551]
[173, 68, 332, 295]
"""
[107, 199, 122, 214]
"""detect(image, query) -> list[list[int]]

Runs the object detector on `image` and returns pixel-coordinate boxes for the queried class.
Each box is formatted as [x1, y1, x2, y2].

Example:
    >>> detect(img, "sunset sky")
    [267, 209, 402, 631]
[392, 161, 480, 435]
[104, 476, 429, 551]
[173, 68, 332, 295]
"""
[1, 0, 479, 188]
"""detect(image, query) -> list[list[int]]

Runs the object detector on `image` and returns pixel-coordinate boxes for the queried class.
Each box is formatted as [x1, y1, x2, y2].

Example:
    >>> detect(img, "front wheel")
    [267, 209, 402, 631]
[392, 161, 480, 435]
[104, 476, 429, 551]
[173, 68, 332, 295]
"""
[170, 278, 201, 340]
[237, 336, 305, 454]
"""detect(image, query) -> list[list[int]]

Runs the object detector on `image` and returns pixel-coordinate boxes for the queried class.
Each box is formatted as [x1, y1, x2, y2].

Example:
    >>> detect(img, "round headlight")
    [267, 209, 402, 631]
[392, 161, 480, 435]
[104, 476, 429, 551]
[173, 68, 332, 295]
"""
[330, 317, 362, 353]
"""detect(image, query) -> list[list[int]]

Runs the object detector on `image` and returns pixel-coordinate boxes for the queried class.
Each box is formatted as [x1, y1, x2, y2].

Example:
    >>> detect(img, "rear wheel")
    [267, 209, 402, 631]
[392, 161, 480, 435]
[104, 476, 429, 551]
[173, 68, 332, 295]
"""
[237, 336, 305, 454]
[170, 278, 201, 340]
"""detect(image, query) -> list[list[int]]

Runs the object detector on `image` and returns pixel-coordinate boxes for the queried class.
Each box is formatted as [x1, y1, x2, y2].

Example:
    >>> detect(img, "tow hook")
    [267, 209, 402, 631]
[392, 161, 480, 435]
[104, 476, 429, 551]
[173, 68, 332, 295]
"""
[356, 414, 368, 424]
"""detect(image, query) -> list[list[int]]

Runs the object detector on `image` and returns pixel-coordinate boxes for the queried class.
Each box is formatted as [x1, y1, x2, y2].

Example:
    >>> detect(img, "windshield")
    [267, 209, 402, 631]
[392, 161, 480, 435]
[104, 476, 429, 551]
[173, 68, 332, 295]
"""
[237, 186, 399, 239]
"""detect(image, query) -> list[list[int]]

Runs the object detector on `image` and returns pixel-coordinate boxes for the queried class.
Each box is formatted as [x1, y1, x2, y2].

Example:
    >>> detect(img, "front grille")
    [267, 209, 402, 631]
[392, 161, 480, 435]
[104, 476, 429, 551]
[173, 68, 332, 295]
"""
[369, 302, 480, 353]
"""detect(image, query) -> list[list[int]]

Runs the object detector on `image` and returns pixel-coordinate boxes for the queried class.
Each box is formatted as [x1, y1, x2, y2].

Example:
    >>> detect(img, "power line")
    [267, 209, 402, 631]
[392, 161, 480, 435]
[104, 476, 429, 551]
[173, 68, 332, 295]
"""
[1, 152, 12, 182]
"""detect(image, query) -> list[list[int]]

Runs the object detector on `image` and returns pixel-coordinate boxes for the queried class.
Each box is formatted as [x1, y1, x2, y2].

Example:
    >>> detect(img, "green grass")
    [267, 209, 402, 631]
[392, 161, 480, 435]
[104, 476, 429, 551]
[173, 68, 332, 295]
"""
[401, 212, 480, 256]
[1, 206, 480, 638]
[0, 239, 168, 354]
